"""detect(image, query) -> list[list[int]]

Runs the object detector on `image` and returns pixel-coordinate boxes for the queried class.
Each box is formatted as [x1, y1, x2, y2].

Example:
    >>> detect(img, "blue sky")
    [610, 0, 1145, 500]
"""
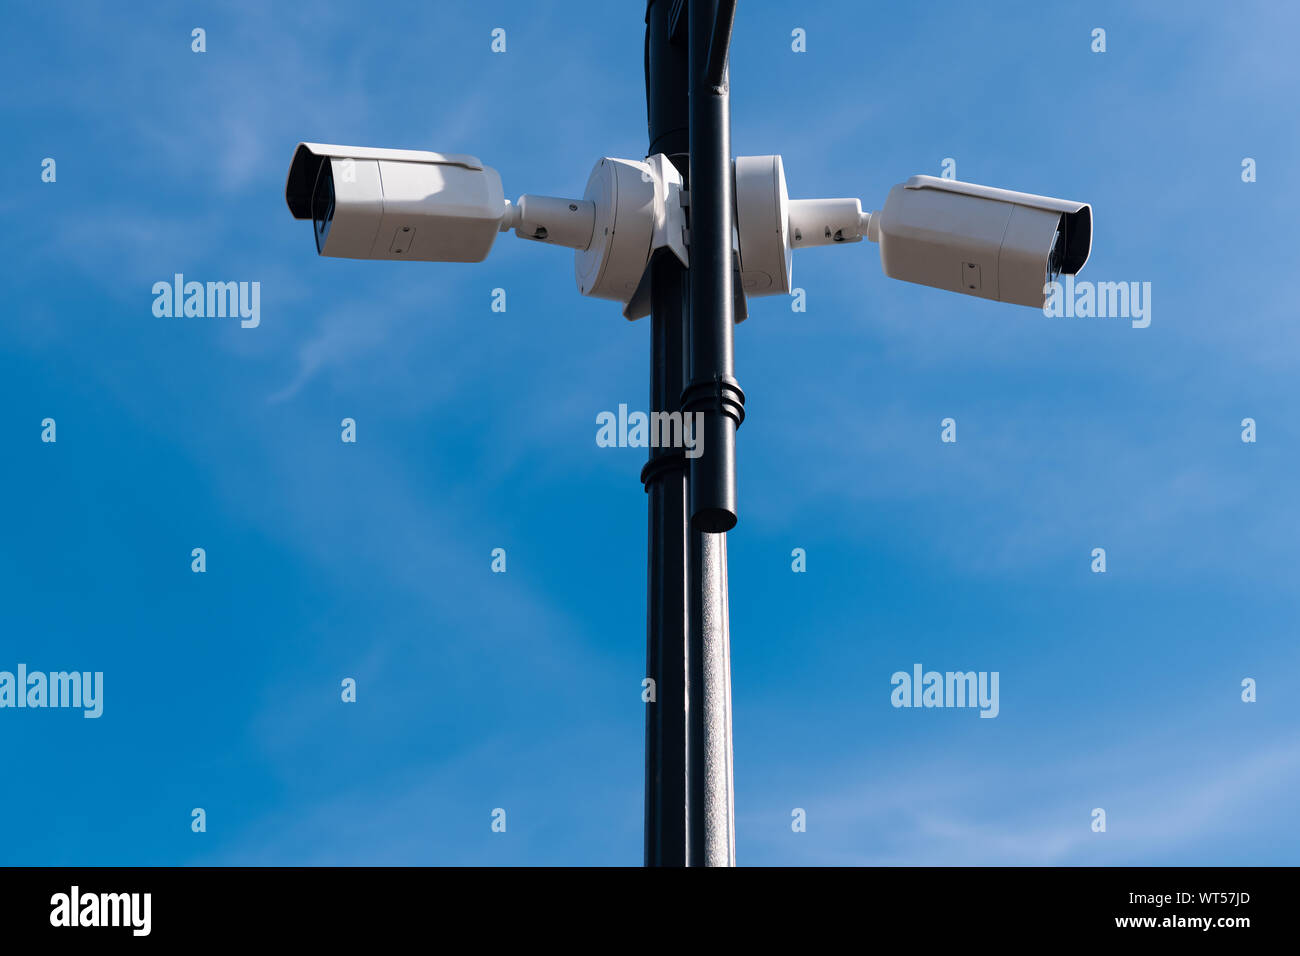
[2, 0, 1298, 865]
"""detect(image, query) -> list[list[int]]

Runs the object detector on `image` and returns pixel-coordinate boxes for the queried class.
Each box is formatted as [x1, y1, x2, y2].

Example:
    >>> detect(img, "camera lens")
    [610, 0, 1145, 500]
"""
[312, 159, 336, 253]
[1045, 216, 1067, 283]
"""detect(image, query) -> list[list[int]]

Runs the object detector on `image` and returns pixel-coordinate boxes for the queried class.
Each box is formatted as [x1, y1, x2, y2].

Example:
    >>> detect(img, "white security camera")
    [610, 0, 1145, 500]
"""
[733, 160, 1092, 309]
[867, 175, 1092, 308]
[284, 143, 507, 262]
[283, 143, 685, 318]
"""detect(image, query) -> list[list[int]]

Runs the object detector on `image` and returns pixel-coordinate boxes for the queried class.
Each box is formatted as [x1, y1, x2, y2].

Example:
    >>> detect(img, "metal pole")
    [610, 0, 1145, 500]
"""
[642, 0, 690, 867]
[685, 0, 738, 866]
[643, 0, 738, 868]
[684, 0, 743, 536]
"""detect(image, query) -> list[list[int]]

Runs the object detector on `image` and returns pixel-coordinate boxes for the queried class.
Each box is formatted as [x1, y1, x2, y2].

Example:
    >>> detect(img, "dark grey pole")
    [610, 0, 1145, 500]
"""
[684, 0, 743, 535]
[642, 0, 690, 867]
[686, 0, 739, 866]
[643, 0, 738, 867]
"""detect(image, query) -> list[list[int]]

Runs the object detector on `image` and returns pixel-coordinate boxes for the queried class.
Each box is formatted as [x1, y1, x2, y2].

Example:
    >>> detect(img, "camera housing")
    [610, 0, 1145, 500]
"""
[284, 143, 506, 262]
[867, 175, 1092, 307]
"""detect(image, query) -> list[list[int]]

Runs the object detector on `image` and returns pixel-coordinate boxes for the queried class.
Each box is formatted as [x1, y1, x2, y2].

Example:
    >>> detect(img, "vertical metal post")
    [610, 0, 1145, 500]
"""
[684, 0, 743, 536]
[642, 0, 690, 867]
[686, 0, 739, 866]
[643, 0, 738, 867]
[687, 528, 736, 864]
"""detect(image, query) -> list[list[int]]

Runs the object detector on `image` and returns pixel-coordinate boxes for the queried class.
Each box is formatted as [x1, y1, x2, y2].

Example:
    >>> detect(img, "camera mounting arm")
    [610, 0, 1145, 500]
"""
[499, 195, 597, 250]
[787, 198, 874, 248]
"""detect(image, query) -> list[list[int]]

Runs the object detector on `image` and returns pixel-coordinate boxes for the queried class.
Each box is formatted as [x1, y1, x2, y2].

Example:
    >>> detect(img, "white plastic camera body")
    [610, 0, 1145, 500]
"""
[285, 143, 506, 262]
[868, 175, 1092, 308]
[285, 143, 690, 315]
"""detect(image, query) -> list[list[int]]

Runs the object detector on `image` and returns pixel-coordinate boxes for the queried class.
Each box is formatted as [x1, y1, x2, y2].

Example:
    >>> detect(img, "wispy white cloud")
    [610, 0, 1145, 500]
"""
[740, 735, 1300, 865]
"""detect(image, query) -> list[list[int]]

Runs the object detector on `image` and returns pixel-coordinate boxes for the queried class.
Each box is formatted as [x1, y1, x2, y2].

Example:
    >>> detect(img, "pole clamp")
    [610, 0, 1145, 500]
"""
[680, 375, 746, 428]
